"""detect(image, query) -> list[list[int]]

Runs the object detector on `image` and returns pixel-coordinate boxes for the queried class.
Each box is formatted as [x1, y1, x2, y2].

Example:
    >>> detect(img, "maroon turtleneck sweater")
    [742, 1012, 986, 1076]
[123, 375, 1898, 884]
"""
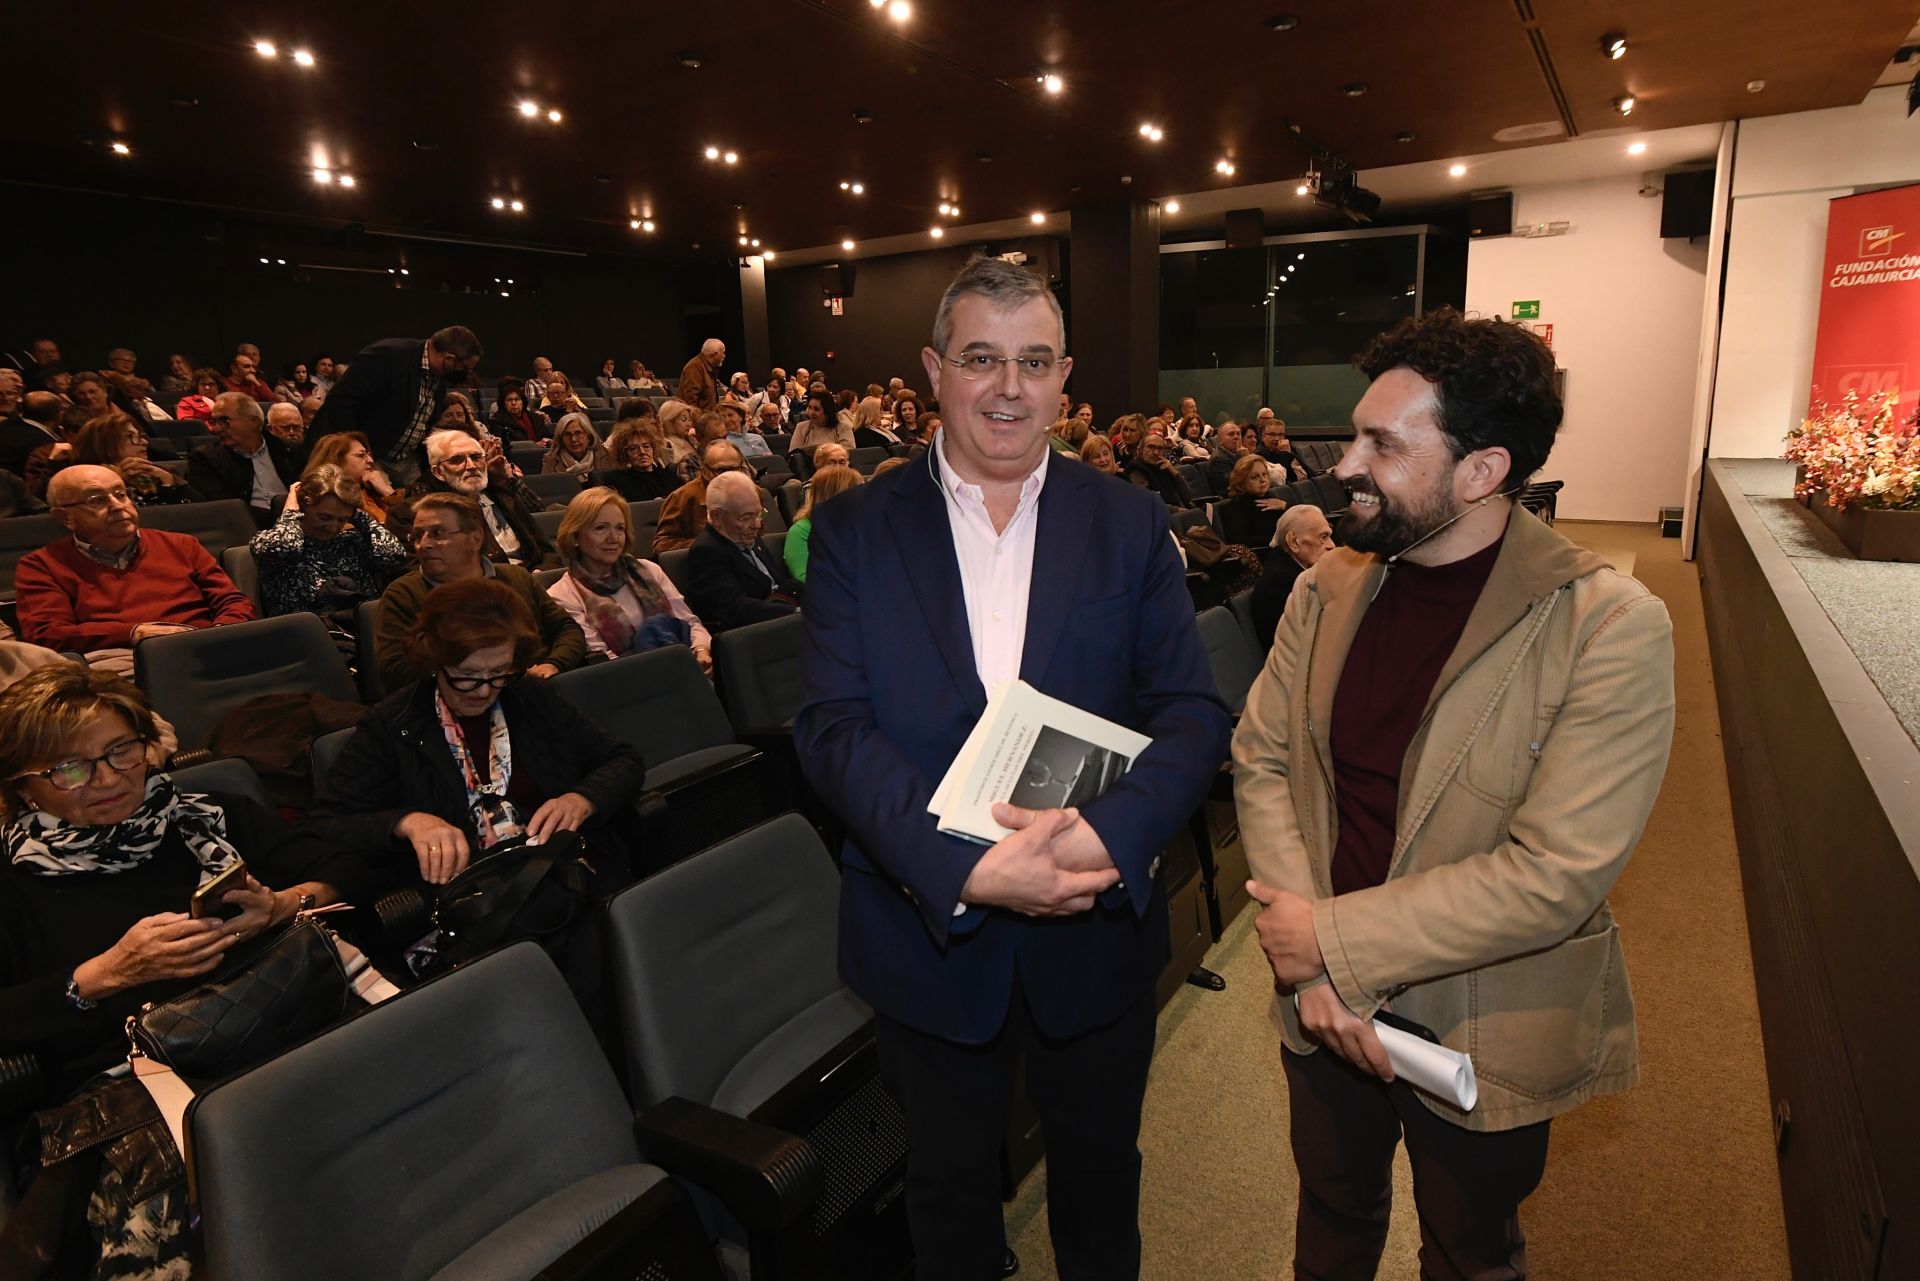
[1328, 534, 1504, 895]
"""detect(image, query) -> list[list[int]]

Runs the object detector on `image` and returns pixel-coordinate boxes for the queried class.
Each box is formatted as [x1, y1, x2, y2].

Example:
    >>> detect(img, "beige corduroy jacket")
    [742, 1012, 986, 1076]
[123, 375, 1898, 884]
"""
[1232, 504, 1676, 1131]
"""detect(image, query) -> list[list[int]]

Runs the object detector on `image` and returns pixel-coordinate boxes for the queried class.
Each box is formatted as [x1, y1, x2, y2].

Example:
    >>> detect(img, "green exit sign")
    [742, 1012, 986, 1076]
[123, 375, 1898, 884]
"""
[1512, 300, 1541, 319]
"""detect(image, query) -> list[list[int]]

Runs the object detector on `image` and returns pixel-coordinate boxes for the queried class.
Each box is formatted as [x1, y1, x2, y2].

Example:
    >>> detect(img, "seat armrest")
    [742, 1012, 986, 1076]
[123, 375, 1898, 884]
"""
[630, 788, 669, 830]
[166, 747, 215, 771]
[635, 1096, 822, 1232]
[370, 887, 431, 946]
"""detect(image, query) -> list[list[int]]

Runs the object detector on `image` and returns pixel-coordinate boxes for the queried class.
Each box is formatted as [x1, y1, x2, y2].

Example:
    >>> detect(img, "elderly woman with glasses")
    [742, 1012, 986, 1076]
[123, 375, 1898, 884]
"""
[372, 492, 586, 693]
[600, 420, 680, 503]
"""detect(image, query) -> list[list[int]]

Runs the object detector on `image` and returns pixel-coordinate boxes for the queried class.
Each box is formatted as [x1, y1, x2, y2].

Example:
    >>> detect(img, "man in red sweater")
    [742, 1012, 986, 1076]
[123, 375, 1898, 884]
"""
[15, 465, 254, 667]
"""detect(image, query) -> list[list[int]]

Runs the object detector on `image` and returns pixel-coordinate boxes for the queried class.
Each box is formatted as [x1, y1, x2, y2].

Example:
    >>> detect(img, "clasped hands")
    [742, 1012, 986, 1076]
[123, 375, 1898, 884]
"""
[958, 802, 1120, 917]
[1246, 879, 1393, 1081]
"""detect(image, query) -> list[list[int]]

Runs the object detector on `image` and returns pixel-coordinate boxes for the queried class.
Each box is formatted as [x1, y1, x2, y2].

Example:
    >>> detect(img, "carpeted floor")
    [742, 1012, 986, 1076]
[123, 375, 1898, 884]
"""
[1003, 521, 1790, 1280]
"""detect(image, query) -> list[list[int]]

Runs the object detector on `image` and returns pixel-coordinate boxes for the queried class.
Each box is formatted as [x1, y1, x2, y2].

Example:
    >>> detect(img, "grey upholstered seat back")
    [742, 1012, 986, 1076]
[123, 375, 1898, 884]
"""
[605, 812, 842, 1108]
[189, 944, 640, 1281]
[712, 613, 806, 733]
[140, 499, 259, 560]
[1196, 605, 1261, 716]
[135, 613, 359, 750]
[552, 646, 735, 761]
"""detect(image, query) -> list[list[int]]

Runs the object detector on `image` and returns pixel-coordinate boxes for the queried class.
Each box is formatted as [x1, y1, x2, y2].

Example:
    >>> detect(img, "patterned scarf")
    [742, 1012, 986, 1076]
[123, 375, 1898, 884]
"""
[566, 555, 677, 656]
[433, 689, 525, 848]
[4, 773, 239, 884]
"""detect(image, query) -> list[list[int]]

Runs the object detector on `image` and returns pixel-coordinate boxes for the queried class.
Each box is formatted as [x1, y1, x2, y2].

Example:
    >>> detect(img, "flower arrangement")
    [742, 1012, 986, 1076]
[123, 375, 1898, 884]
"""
[1784, 390, 1920, 514]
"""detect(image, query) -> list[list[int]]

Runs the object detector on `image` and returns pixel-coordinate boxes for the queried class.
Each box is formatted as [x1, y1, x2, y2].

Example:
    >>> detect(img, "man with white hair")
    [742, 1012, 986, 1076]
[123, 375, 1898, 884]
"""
[265, 401, 306, 448]
[523, 356, 555, 407]
[190, 391, 301, 526]
[390, 429, 555, 569]
[1250, 504, 1335, 649]
[15, 464, 253, 666]
[725, 371, 753, 404]
[683, 469, 799, 632]
[677, 338, 725, 410]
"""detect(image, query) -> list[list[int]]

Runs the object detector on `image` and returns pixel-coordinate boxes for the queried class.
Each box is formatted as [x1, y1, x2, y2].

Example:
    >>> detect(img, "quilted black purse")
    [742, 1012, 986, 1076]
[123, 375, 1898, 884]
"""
[130, 917, 355, 1084]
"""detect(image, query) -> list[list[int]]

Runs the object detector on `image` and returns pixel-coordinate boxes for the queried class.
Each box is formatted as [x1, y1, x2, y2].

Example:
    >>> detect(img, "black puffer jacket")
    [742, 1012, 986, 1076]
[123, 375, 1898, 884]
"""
[270, 677, 647, 906]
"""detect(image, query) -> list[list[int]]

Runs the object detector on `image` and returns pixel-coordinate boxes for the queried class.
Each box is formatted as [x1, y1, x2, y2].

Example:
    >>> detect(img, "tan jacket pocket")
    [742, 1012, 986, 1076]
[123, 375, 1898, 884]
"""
[1469, 925, 1624, 1099]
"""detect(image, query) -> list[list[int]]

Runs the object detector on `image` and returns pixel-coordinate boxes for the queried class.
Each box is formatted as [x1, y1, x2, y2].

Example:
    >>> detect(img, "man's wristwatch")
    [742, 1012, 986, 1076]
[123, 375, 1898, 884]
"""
[65, 973, 96, 1011]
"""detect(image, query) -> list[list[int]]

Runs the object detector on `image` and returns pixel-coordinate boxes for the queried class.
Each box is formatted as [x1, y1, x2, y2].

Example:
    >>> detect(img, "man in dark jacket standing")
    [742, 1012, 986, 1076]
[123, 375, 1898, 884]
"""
[310, 326, 482, 486]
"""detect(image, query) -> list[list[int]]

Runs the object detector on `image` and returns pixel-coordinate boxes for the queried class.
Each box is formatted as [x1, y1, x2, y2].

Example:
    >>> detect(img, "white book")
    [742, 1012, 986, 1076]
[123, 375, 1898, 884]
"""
[928, 679, 1153, 845]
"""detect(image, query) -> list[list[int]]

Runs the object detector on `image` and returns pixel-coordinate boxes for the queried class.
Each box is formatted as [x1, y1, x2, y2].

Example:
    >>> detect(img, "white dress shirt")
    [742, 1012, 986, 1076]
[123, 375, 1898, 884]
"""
[932, 433, 1048, 694]
[240, 441, 288, 510]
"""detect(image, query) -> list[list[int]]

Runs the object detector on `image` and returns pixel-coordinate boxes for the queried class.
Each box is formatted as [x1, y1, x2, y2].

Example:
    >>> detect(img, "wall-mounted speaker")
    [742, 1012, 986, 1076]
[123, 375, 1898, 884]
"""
[1468, 192, 1513, 238]
[1224, 208, 1265, 249]
[1660, 169, 1715, 239]
[819, 263, 854, 297]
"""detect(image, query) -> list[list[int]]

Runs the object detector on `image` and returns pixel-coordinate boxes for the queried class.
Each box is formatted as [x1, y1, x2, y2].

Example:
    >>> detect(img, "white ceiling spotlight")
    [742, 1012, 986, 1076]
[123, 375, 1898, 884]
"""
[930, 226, 944, 238]
[1164, 199, 1180, 213]
[887, 0, 910, 20]
[705, 146, 721, 160]
[1448, 163, 1467, 177]
[1601, 32, 1627, 60]
[1138, 122, 1164, 142]
[110, 141, 132, 156]
[252, 40, 277, 57]
[518, 100, 539, 118]
[1626, 141, 1648, 155]
[1215, 158, 1236, 176]
[1040, 73, 1064, 95]
[841, 238, 856, 251]
[291, 48, 316, 67]
[1612, 95, 1636, 116]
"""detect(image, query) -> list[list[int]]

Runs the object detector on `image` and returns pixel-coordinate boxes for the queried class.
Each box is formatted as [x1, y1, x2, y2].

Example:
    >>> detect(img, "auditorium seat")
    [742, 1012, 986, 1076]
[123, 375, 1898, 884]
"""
[138, 498, 259, 561]
[787, 450, 814, 482]
[757, 490, 787, 535]
[1195, 605, 1260, 718]
[847, 446, 888, 475]
[521, 470, 584, 508]
[187, 944, 727, 1281]
[310, 725, 353, 795]
[775, 478, 804, 525]
[552, 646, 775, 865]
[762, 433, 791, 457]
[532, 509, 565, 543]
[172, 755, 284, 831]
[1309, 473, 1349, 515]
[610, 813, 911, 1278]
[656, 548, 691, 593]
[509, 440, 546, 473]
[353, 599, 385, 702]
[749, 453, 791, 481]
[1169, 508, 1211, 539]
[1178, 461, 1212, 499]
[0, 513, 65, 604]
[711, 613, 806, 736]
[136, 613, 359, 751]
[219, 545, 261, 611]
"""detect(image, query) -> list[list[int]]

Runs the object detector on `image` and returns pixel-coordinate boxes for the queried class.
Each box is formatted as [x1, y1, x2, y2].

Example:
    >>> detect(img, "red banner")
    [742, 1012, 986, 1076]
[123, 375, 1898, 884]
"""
[1808, 184, 1920, 410]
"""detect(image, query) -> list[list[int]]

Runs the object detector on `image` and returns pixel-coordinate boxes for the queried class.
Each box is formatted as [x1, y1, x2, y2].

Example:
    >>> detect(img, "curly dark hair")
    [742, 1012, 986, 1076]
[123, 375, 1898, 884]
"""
[1357, 307, 1561, 485]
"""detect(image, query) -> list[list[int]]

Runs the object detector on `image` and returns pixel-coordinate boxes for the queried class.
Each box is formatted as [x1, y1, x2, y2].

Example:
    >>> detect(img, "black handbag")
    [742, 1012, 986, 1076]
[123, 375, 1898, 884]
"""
[431, 832, 594, 968]
[131, 917, 355, 1084]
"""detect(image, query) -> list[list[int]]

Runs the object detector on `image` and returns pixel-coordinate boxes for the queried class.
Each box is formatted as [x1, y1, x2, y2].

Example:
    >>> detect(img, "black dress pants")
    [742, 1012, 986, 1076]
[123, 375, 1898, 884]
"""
[1283, 1046, 1551, 1281]
[873, 981, 1157, 1281]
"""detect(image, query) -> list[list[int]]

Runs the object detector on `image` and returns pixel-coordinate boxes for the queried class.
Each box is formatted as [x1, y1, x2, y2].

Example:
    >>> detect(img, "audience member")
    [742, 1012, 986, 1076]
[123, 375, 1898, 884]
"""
[677, 338, 725, 410]
[0, 638, 68, 691]
[547, 488, 711, 670]
[783, 463, 862, 584]
[100, 348, 170, 426]
[1206, 420, 1249, 494]
[250, 465, 409, 621]
[746, 374, 789, 426]
[724, 371, 754, 406]
[373, 494, 585, 690]
[11, 337, 63, 391]
[61, 373, 114, 435]
[174, 367, 224, 421]
[1109, 412, 1146, 468]
[627, 359, 661, 390]
[15, 465, 254, 666]
[594, 358, 628, 400]
[309, 326, 482, 488]
[286, 576, 637, 1013]
[299, 395, 323, 429]
[1256, 417, 1307, 485]
[0, 366, 20, 425]
[274, 361, 317, 404]
[719, 402, 770, 457]
[1215, 454, 1287, 548]
[852, 396, 901, 449]
[871, 456, 910, 478]
[433, 391, 484, 437]
[390, 430, 556, 570]
[893, 394, 924, 443]
[1, 386, 63, 476]
[543, 412, 611, 477]
[538, 371, 588, 420]
[306, 430, 398, 524]
[265, 400, 306, 448]
[653, 440, 745, 552]
[1080, 433, 1118, 475]
[656, 398, 699, 473]
[71, 412, 202, 507]
[224, 350, 277, 403]
[522, 356, 555, 407]
[1125, 431, 1195, 509]
[790, 389, 854, 454]
[811, 442, 850, 473]
[1248, 504, 1332, 650]
[1047, 417, 1077, 457]
[1072, 401, 1095, 431]
[754, 400, 787, 438]
[189, 392, 300, 527]
[1174, 413, 1211, 461]
[684, 470, 800, 632]
[599, 422, 680, 503]
[311, 354, 338, 395]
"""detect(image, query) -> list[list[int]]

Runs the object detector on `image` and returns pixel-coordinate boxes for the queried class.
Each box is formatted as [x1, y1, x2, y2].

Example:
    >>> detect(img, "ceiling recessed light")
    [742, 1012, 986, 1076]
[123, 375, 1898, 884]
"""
[110, 141, 131, 156]
[642, 219, 655, 232]
[1030, 211, 1046, 224]
[739, 235, 750, 246]
[1601, 33, 1627, 60]
[704, 145, 721, 160]
[1295, 183, 1309, 196]
[1138, 122, 1164, 142]
[937, 201, 949, 214]
[1340, 82, 1369, 97]
[258, 257, 269, 264]
[631, 218, 641, 230]
[312, 168, 333, 184]
[930, 226, 944, 238]
[1393, 130, 1416, 143]
[490, 196, 505, 209]
[291, 48, 315, 67]
[338, 174, 356, 188]
[400, 268, 408, 275]
[518, 100, 539, 118]
[751, 238, 761, 247]
[840, 181, 851, 191]
[868, 0, 885, 7]
[1215, 159, 1236, 176]
[1041, 73, 1064, 95]
[546, 108, 562, 123]
[1297, 252, 1306, 260]
[275, 258, 286, 265]
[763, 249, 775, 260]
[841, 239, 856, 251]
[949, 205, 961, 218]
[887, 0, 910, 19]
[1448, 163, 1467, 177]
[252, 40, 277, 57]
[723, 151, 738, 164]
[1747, 79, 1766, 93]
[509, 199, 525, 212]
[388, 268, 397, 275]
[1164, 199, 1180, 213]
[1627, 141, 1648, 155]
[1264, 15, 1299, 31]
[851, 182, 865, 195]
[1612, 95, 1635, 116]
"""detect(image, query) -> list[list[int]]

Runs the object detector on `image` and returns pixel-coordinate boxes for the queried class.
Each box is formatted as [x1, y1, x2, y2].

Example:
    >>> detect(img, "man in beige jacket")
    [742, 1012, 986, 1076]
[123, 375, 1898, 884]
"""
[1233, 308, 1675, 1280]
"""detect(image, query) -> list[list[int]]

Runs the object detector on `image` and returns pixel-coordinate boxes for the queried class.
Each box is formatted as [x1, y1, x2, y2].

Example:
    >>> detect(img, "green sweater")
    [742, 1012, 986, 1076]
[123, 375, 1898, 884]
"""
[374, 562, 588, 691]
[784, 517, 814, 583]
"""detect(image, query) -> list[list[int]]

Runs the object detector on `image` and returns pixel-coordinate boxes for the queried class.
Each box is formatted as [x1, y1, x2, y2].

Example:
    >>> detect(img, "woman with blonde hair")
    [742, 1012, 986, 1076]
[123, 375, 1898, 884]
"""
[543, 412, 612, 477]
[306, 430, 398, 524]
[1213, 453, 1288, 548]
[655, 398, 699, 474]
[547, 487, 712, 671]
[1108, 413, 1147, 467]
[252, 462, 410, 619]
[1080, 433, 1119, 475]
[851, 396, 899, 449]
[783, 463, 863, 583]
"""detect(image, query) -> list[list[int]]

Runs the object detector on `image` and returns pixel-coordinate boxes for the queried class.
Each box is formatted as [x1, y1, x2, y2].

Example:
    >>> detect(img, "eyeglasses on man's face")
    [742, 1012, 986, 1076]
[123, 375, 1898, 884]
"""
[411, 523, 468, 545]
[441, 669, 523, 693]
[15, 736, 148, 791]
[945, 352, 1061, 381]
[55, 487, 136, 513]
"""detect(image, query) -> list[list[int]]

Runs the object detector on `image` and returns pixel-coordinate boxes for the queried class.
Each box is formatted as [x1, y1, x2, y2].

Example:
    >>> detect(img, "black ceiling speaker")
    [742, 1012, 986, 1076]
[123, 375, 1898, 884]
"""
[1468, 191, 1514, 238]
[819, 263, 854, 298]
[1224, 208, 1265, 249]
[1660, 169, 1715, 239]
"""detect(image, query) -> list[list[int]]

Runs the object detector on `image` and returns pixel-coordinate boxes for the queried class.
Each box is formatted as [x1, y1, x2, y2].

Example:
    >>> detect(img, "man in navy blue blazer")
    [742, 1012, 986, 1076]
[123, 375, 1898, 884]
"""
[795, 257, 1230, 1281]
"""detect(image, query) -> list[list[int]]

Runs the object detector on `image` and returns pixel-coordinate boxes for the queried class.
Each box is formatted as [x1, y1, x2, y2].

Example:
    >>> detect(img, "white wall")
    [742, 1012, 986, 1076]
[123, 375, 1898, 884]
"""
[1709, 86, 1920, 459]
[1467, 175, 1709, 522]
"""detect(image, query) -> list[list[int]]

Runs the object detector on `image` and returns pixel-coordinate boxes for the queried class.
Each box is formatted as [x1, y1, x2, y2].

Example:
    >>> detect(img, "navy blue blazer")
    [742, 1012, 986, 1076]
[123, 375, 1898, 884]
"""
[794, 448, 1230, 1044]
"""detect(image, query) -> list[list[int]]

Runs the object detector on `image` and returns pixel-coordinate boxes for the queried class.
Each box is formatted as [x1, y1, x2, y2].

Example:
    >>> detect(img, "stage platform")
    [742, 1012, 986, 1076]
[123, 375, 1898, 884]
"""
[1697, 460, 1920, 1281]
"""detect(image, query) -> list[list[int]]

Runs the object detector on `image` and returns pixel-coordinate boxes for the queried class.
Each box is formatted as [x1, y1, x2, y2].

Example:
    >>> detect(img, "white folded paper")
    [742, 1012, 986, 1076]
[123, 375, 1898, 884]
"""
[1372, 1020, 1478, 1111]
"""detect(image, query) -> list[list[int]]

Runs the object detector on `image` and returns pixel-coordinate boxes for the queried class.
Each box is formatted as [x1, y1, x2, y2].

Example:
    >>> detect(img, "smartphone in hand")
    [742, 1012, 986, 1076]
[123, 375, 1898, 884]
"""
[190, 861, 249, 921]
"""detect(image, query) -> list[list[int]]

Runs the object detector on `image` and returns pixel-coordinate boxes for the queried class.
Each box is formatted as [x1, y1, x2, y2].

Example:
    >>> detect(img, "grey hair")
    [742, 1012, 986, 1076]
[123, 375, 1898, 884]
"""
[705, 469, 760, 512]
[296, 462, 366, 509]
[424, 429, 479, 464]
[930, 255, 1064, 358]
[213, 391, 264, 427]
[1272, 503, 1326, 550]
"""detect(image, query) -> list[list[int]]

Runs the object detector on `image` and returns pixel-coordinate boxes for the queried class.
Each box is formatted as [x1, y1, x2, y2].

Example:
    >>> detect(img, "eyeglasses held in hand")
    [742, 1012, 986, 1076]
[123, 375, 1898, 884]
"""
[441, 669, 524, 693]
[15, 737, 149, 790]
[945, 353, 1061, 381]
